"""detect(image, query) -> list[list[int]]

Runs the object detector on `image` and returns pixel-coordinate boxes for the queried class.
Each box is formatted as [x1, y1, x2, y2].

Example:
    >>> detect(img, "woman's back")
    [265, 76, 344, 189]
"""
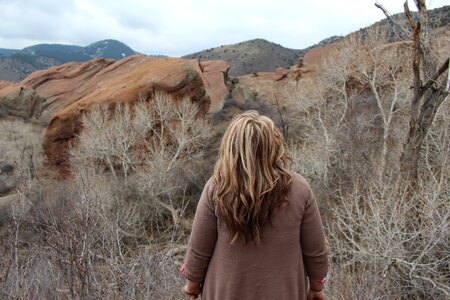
[184, 173, 327, 300]
[183, 111, 328, 300]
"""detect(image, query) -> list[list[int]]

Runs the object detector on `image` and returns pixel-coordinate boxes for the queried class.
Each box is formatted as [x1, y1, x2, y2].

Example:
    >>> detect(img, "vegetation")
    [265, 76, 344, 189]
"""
[0, 93, 212, 299]
[0, 2, 448, 299]
[285, 2, 449, 298]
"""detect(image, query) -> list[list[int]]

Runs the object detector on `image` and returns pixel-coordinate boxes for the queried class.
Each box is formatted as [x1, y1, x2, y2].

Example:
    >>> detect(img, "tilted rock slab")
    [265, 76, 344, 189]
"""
[0, 55, 230, 173]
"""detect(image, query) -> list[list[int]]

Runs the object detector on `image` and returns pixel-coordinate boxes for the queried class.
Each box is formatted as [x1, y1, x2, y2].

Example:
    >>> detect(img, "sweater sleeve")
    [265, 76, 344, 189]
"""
[184, 178, 218, 283]
[300, 186, 328, 280]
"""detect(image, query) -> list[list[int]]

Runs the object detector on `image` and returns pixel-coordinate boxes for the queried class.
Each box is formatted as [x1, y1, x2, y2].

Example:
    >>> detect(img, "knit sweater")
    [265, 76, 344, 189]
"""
[184, 172, 328, 300]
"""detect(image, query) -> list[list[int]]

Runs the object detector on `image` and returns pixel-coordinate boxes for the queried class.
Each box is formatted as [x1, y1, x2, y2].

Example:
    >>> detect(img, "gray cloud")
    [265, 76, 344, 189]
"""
[0, 0, 448, 57]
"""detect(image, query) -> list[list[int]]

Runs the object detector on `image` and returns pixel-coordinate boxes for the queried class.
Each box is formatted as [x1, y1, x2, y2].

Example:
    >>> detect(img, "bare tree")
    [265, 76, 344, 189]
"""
[0, 92, 210, 299]
[326, 171, 449, 299]
[70, 92, 211, 231]
[377, 0, 449, 183]
[287, 28, 412, 187]
[347, 29, 413, 179]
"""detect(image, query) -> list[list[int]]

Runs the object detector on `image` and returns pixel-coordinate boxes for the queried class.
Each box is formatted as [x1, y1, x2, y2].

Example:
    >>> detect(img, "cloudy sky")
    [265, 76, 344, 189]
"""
[0, 0, 448, 57]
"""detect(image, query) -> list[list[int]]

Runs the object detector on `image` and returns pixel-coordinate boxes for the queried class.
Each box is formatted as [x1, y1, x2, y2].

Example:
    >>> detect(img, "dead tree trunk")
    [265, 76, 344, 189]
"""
[377, 0, 449, 184]
[400, 58, 449, 182]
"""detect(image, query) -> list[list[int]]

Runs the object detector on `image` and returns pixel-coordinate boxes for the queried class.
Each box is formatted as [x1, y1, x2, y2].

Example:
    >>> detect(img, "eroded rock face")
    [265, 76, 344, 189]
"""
[187, 60, 230, 112]
[0, 58, 115, 124]
[301, 43, 336, 73]
[42, 56, 209, 172]
[0, 80, 13, 89]
[271, 67, 289, 81]
[0, 55, 231, 173]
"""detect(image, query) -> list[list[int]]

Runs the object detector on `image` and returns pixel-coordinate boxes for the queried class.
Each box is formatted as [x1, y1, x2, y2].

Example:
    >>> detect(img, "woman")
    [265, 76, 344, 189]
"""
[181, 111, 328, 300]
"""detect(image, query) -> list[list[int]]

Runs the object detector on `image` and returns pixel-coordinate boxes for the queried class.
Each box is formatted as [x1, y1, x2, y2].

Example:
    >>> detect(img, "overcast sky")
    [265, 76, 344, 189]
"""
[0, 0, 448, 57]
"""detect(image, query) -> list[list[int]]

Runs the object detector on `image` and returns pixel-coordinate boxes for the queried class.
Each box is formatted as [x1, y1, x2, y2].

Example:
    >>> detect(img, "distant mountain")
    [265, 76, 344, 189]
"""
[22, 44, 83, 61]
[0, 39, 138, 81]
[426, 5, 450, 28]
[1, 5, 447, 82]
[0, 54, 59, 81]
[183, 6, 449, 77]
[0, 48, 20, 57]
[82, 40, 137, 60]
[360, 5, 450, 41]
[21, 39, 137, 62]
[20, 39, 137, 63]
[183, 36, 344, 77]
[183, 39, 303, 76]
[374, 5, 449, 29]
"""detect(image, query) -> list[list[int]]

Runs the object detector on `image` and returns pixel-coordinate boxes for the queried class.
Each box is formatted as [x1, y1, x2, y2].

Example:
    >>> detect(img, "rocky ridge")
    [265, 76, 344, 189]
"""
[0, 55, 230, 173]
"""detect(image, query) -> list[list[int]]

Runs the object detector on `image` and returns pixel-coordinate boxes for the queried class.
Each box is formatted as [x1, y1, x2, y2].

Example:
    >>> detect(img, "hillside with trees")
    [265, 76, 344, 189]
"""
[0, 39, 138, 81]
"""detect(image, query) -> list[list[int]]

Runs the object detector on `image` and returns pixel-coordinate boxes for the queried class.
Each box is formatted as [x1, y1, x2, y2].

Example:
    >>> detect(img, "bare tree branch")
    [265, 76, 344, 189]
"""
[399, 0, 449, 182]
[420, 57, 450, 96]
[375, 2, 411, 35]
[404, 0, 416, 30]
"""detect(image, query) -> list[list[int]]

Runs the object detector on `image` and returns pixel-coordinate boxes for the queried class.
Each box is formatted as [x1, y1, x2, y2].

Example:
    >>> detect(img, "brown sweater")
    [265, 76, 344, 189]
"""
[184, 172, 328, 300]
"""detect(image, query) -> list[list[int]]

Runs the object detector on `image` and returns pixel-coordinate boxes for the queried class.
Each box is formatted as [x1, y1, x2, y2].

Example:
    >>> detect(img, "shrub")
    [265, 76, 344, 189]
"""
[0, 92, 211, 299]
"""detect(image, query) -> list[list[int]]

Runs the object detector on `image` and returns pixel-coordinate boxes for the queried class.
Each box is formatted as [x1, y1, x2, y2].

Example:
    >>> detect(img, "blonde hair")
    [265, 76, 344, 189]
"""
[213, 110, 292, 244]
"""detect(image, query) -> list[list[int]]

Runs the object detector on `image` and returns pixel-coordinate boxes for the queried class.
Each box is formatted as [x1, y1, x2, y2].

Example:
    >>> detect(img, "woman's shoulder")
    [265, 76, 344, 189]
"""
[205, 175, 215, 190]
[289, 171, 311, 189]
[288, 171, 314, 200]
[203, 175, 216, 199]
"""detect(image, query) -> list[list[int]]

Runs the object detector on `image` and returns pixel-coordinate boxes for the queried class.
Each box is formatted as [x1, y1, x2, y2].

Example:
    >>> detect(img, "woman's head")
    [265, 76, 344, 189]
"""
[213, 110, 292, 244]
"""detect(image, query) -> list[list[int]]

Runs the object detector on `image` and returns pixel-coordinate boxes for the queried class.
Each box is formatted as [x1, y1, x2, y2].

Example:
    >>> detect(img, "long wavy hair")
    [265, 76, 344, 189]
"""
[213, 110, 293, 244]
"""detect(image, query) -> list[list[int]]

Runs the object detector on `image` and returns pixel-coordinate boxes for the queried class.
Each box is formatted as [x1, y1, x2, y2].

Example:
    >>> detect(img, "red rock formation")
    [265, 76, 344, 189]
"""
[285, 44, 337, 81]
[0, 55, 230, 173]
[0, 80, 13, 89]
[302, 44, 336, 72]
[187, 60, 230, 112]
[271, 67, 289, 81]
